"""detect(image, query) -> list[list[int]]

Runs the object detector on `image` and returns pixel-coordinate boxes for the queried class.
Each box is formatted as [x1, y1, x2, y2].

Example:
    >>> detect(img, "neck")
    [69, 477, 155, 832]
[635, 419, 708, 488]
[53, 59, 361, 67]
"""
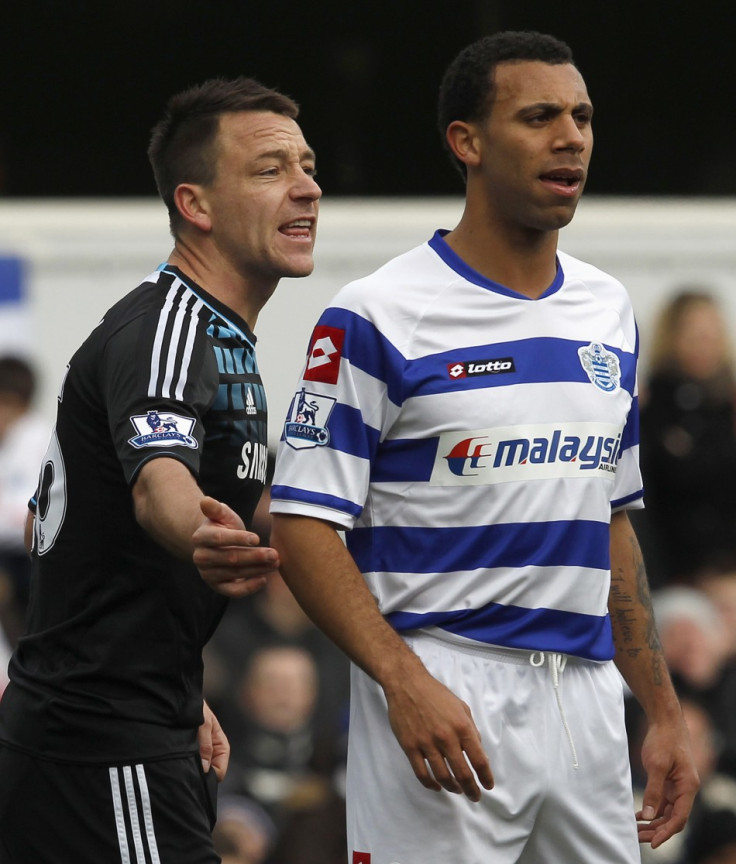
[445, 205, 561, 300]
[166, 239, 276, 330]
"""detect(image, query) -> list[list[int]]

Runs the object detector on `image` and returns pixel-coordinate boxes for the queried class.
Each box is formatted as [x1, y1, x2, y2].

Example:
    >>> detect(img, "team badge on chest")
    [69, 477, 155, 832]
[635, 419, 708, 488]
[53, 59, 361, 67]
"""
[577, 342, 621, 392]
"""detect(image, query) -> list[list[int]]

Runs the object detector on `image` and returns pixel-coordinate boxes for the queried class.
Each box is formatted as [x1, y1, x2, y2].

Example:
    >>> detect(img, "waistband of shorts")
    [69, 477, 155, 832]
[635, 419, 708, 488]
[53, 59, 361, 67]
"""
[407, 627, 596, 666]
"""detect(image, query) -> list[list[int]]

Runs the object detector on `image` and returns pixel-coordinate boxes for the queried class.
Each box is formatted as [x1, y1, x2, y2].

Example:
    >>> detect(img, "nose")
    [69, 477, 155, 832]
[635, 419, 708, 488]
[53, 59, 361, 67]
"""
[292, 169, 322, 201]
[554, 114, 588, 153]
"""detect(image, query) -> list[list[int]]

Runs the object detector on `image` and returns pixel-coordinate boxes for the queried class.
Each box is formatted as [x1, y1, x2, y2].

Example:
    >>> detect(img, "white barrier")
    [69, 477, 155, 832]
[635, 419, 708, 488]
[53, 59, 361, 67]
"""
[1, 196, 735, 443]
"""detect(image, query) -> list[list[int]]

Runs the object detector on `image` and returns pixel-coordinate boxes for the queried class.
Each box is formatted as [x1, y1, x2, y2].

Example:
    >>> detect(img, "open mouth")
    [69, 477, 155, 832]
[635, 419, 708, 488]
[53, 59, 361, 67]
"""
[279, 218, 313, 238]
[540, 169, 584, 188]
[539, 169, 585, 199]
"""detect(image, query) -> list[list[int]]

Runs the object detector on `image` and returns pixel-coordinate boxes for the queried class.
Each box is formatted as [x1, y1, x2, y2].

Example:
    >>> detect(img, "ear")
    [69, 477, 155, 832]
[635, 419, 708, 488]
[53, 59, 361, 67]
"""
[445, 121, 482, 169]
[173, 183, 212, 233]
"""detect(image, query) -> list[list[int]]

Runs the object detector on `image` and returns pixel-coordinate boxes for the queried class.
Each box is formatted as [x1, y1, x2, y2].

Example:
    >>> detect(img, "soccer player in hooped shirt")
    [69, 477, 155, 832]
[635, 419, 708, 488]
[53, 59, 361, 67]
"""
[0, 78, 320, 863]
[197, 33, 699, 864]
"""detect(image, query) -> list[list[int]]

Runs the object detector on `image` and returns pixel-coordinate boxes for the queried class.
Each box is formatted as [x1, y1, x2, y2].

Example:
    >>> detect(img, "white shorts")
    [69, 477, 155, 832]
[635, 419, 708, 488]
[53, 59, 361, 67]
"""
[346, 630, 640, 864]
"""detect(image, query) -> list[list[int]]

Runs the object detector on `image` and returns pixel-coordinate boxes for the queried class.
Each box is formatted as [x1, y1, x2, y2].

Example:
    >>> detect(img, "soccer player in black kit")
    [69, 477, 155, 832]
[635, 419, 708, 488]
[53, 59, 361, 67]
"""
[0, 77, 320, 863]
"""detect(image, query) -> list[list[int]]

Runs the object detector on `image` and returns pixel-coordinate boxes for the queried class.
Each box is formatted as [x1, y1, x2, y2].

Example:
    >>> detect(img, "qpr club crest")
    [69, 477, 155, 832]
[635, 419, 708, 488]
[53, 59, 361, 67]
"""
[577, 342, 621, 393]
[128, 410, 198, 449]
[284, 388, 336, 450]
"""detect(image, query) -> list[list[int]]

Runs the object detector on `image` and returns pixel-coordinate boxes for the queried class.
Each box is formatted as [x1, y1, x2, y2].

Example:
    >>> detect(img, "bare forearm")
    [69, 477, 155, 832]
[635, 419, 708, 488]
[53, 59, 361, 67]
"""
[270, 513, 423, 688]
[609, 510, 679, 720]
[133, 457, 204, 560]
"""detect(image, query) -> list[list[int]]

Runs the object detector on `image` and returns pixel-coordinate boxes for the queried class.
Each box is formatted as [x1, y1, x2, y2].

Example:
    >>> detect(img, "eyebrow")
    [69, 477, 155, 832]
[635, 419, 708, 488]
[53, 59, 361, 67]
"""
[520, 101, 594, 116]
[254, 147, 317, 163]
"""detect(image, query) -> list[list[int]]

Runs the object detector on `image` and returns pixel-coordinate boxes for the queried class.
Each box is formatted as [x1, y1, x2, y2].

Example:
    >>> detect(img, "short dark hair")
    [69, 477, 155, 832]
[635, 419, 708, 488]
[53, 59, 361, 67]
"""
[437, 31, 576, 177]
[0, 355, 36, 404]
[148, 77, 300, 235]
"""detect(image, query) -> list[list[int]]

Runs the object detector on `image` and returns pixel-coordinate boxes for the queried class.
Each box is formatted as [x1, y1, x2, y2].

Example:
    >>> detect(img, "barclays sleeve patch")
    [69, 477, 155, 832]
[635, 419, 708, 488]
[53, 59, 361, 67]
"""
[128, 410, 198, 449]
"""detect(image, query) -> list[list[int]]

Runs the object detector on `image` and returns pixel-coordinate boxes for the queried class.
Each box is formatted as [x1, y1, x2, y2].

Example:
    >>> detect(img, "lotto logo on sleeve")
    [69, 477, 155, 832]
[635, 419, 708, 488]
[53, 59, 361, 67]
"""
[303, 325, 345, 384]
[352, 853, 371, 864]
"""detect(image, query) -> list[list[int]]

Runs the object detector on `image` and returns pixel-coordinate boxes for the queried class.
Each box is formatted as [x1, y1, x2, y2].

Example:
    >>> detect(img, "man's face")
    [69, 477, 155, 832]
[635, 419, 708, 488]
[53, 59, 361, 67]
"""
[472, 61, 593, 233]
[202, 111, 321, 287]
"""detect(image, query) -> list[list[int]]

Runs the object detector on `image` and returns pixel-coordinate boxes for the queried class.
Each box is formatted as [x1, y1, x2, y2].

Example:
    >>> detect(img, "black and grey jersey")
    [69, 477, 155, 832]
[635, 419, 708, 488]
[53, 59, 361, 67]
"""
[0, 266, 268, 762]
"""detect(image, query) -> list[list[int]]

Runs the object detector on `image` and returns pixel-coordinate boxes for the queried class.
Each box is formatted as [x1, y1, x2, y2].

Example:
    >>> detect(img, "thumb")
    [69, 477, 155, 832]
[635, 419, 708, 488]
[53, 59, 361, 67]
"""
[200, 496, 248, 532]
[200, 496, 226, 522]
[640, 770, 665, 822]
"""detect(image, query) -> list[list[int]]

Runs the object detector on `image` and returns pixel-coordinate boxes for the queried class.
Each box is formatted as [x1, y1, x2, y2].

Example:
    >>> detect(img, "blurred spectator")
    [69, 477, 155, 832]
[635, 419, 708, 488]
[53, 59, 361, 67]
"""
[636, 290, 736, 587]
[0, 356, 49, 644]
[651, 586, 736, 776]
[204, 458, 350, 862]
[697, 569, 736, 664]
[221, 644, 330, 813]
[212, 795, 276, 864]
[217, 643, 347, 864]
[687, 808, 736, 863]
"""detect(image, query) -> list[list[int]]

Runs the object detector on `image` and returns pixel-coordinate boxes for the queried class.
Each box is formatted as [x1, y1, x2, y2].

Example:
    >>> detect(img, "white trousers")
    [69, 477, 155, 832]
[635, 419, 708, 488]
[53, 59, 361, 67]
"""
[346, 631, 641, 864]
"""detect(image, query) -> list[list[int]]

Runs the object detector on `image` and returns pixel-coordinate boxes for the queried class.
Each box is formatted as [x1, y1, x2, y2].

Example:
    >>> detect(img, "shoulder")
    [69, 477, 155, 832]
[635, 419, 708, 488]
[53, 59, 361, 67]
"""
[558, 249, 637, 333]
[331, 240, 451, 320]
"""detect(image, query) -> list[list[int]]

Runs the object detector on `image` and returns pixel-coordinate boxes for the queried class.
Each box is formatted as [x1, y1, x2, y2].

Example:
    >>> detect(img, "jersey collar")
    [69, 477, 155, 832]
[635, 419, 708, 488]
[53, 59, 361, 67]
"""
[428, 229, 564, 300]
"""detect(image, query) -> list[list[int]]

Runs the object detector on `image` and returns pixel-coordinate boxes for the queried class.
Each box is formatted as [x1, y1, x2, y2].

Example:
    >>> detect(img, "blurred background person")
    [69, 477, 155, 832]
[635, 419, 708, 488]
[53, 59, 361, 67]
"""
[217, 643, 347, 864]
[0, 355, 49, 646]
[636, 290, 736, 588]
[212, 795, 276, 864]
[650, 587, 736, 777]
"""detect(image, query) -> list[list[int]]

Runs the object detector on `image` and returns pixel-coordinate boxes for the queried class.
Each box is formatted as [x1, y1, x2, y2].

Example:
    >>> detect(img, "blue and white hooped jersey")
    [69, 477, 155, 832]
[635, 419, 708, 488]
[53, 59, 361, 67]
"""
[271, 230, 643, 661]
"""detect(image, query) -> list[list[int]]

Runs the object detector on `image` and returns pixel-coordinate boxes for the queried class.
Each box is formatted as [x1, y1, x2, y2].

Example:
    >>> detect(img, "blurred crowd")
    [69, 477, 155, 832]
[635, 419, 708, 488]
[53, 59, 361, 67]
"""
[2, 285, 736, 864]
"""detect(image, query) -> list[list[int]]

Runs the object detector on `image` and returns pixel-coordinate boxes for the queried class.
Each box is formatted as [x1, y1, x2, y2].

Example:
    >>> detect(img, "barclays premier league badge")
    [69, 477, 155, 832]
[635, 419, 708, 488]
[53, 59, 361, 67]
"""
[578, 342, 621, 393]
[128, 410, 198, 449]
[284, 388, 336, 450]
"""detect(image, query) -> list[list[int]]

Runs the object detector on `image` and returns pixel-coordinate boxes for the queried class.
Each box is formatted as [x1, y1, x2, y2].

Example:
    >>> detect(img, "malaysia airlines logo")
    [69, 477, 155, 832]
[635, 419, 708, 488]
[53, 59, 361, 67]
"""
[431, 422, 623, 485]
[303, 325, 345, 385]
[578, 342, 621, 392]
[283, 387, 337, 450]
[447, 357, 515, 379]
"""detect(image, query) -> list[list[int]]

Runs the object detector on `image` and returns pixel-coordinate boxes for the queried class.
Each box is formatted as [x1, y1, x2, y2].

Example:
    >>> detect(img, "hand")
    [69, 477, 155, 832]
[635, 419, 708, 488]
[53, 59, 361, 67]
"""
[198, 701, 230, 781]
[384, 669, 494, 802]
[192, 497, 280, 597]
[636, 716, 700, 848]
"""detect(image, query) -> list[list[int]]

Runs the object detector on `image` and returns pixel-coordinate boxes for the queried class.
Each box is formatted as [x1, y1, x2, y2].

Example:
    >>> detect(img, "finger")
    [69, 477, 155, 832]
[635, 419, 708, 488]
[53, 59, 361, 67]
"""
[404, 749, 442, 792]
[650, 803, 689, 849]
[201, 575, 269, 599]
[424, 751, 465, 796]
[197, 719, 213, 774]
[192, 523, 260, 550]
[639, 771, 665, 824]
[460, 735, 494, 791]
[193, 544, 278, 570]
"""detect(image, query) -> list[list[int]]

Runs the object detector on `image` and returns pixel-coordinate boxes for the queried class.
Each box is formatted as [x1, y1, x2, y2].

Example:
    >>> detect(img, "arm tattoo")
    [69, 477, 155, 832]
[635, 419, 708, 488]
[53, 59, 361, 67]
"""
[610, 529, 664, 685]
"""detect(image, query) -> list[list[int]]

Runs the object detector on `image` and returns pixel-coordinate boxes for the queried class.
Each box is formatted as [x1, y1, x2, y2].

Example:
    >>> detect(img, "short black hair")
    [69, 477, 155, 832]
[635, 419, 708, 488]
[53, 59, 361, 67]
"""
[437, 31, 576, 177]
[0, 355, 36, 404]
[148, 77, 299, 236]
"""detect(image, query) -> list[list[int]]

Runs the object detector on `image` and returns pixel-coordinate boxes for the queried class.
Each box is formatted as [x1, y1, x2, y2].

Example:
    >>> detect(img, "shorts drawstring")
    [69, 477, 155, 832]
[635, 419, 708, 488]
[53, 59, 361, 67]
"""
[530, 651, 580, 770]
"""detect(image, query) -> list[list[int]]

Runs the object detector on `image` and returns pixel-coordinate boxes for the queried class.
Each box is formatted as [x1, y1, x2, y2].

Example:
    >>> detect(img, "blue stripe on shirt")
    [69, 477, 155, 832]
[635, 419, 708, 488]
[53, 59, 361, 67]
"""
[402, 338, 638, 400]
[270, 485, 364, 519]
[386, 602, 614, 661]
[347, 519, 610, 574]
[316, 307, 407, 405]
